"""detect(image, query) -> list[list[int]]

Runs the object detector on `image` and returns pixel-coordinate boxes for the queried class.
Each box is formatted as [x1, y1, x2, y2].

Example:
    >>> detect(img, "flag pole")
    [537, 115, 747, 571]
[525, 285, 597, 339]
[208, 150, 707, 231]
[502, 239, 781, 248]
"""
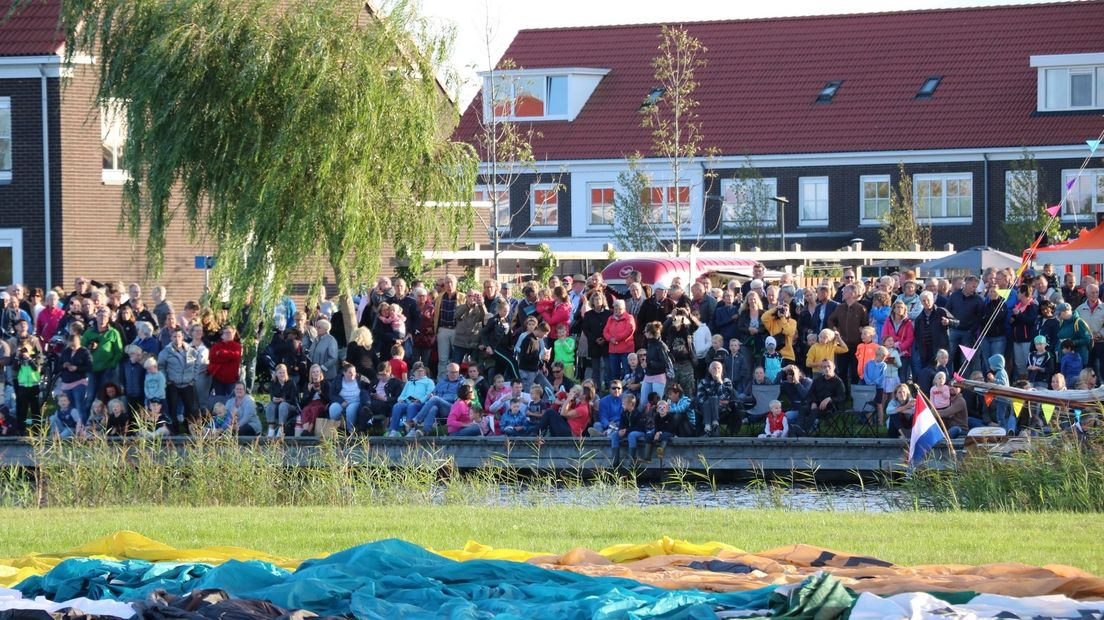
[917, 390, 957, 459]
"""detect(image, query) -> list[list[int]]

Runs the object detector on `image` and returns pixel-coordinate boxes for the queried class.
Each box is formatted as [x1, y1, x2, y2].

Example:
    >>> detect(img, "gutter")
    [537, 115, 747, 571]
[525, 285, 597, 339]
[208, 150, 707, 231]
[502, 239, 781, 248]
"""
[982, 153, 990, 247]
[39, 66, 52, 290]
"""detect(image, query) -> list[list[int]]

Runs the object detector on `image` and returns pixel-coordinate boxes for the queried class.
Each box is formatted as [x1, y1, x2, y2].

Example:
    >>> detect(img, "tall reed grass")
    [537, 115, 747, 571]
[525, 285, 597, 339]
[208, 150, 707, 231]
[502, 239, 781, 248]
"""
[0, 432, 642, 509]
[893, 436, 1104, 512]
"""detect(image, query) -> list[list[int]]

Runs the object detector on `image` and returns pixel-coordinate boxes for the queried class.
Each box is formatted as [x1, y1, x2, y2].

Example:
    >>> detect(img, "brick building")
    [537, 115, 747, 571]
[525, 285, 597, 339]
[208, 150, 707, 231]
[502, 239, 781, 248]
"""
[0, 0, 487, 297]
[453, 2, 1104, 253]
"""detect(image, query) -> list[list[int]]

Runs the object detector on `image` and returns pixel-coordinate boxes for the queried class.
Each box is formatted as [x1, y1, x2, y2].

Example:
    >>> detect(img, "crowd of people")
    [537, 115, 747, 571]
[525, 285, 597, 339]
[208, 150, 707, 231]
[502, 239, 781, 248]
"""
[0, 261, 1095, 457]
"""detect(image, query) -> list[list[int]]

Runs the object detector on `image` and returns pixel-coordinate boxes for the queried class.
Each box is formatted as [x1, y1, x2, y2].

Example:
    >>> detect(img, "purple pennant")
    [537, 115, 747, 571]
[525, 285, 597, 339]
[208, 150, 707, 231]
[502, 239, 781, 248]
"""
[959, 345, 977, 361]
[1067, 177, 1078, 191]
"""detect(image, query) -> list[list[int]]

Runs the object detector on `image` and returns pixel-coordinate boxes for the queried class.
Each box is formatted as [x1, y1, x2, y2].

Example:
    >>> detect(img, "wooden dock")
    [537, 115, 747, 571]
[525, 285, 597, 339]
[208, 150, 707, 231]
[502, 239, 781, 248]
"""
[0, 436, 960, 474]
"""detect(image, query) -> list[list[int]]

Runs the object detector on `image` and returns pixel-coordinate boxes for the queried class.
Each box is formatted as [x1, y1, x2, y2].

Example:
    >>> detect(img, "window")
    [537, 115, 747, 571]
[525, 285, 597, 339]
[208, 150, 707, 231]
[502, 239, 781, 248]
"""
[529, 184, 559, 230]
[644, 185, 691, 226]
[913, 173, 972, 222]
[1062, 169, 1104, 220]
[721, 178, 778, 224]
[860, 175, 891, 224]
[0, 97, 10, 182]
[798, 177, 829, 225]
[473, 186, 511, 228]
[1005, 169, 1038, 215]
[1039, 66, 1104, 111]
[0, 228, 22, 285]
[489, 75, 568, 119]
[101, 99, 127, 183]
[916, 76, 942, 99]
[588, 185, 615, 227]
[816, 80, 843, 103]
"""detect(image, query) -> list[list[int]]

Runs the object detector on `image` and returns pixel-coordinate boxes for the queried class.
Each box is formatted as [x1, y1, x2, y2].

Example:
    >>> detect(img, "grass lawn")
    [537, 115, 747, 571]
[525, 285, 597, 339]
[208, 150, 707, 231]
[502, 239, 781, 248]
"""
[1, 506, 1101, 574]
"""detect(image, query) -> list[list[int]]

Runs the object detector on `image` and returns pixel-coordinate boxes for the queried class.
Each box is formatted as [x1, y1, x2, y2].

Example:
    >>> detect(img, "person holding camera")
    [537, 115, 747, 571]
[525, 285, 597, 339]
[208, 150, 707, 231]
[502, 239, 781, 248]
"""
[762, 303, 798, 365]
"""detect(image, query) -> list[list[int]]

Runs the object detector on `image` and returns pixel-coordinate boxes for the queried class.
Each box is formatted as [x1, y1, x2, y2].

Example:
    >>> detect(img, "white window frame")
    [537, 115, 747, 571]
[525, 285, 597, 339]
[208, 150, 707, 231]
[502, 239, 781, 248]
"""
[720, 177, 778, 225]
[798, 176, 829, 226]
[912, 173, 973, 224]
[485, 74, 569, 122]
[473, 185, 511, 230]
[0, 97, 11, 183]
[529, 183, 559, 232]
[1061, 168, 1104, 222]
[859, 175, 891, 225]
[101, 99, 129, 185]
[587, 183, 616, 229]
[1004, 169, 1039, 216]
[644, 184, 693, 228]
[0, 228, 24, 285]
[1035, 64, 1104, 112]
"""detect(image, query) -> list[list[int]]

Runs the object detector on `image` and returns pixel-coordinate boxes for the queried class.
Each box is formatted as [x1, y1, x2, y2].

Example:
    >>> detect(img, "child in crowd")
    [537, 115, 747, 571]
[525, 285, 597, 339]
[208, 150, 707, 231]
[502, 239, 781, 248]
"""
[724, 338, 751, 394]
[484, 374, 510, 410]
[49, 393, 82, 439]
[862, 346, 889, 427]
[105, 398, 130, 436]
[476, 404, 495, 436]
[138, 397, 171, 439]
[381, 304, 407, 341]
[929, 371, 951, 409]
[758, 400, 789, 438]
[882, 336, 902, 390]
[143, 357, 166, 406]
[855, 326, 878, 382]
[622, 352, 644, 396]
[206, 401, 232, 436]
[868, 292, 891, 340]
[1026, 335, 1055, 389]
[85, 398, 108, 436]
[666, 384, 694, 435]
[553, 323, 577, 380]
[1059, 339, 1082, 390]
[525, 385, 550, 427]
[706, 334, 730, 367]
[389, 344, 408, 383]
[763, 337, 783, 383]
[500, 398, 530, 436]
[806, 329, 848, 376]
[987, 353, 1013, 432]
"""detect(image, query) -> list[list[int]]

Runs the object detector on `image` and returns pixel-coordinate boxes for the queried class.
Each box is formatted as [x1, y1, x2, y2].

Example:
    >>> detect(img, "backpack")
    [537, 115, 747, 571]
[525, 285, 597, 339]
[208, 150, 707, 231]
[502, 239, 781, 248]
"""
[669, 334, 692, 363]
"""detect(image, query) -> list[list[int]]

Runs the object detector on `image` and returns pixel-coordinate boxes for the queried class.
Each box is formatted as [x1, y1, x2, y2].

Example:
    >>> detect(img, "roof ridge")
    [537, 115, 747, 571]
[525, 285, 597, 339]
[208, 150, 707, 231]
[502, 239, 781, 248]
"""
[514, 0, 1100, 34]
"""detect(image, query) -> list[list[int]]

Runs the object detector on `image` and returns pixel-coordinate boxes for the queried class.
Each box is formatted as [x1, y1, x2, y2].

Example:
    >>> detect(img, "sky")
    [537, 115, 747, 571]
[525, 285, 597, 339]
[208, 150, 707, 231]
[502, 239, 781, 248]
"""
[417, 0, 1059, 107]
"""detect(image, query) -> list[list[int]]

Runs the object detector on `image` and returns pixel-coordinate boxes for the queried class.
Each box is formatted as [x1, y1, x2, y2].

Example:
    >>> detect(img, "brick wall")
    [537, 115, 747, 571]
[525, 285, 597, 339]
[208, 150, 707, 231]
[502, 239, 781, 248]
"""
[0, 76, 61, 287]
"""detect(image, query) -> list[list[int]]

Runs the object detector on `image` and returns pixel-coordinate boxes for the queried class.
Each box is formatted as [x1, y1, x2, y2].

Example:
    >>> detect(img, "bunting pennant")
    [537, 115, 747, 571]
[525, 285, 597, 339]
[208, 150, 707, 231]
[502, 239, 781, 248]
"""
[959, 345, 977, 361]
[1011, 400, 1024, 417]
[953, 372, 966, 383]
[1015, 263, 1028, 278]
[1067, 177, 1077, 191]
[1089, 139, 1101, 154]
[1041, 403, 1055, 424]
[1046, 204, 1062, 217]
[1075, 409, 1082, 422]
[997, 288, 1011, 301]
[984, 392, 996, 407]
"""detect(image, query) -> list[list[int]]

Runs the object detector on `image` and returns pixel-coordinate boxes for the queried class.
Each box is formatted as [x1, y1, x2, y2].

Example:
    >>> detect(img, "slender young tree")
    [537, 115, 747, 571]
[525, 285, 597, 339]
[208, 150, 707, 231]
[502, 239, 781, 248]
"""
[50, 0, 478, 338]
[880, 163, 932, 251]
[611, 156, 664, 252]
[1003, 150, 1064, 252]
[722, 158, 773, 250]
[642, 25, 707, 256]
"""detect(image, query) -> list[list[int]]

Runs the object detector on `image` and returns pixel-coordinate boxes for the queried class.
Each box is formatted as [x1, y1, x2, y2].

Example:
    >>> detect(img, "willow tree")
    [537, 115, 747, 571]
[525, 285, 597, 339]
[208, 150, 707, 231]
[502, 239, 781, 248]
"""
[51, 0, 478, 337]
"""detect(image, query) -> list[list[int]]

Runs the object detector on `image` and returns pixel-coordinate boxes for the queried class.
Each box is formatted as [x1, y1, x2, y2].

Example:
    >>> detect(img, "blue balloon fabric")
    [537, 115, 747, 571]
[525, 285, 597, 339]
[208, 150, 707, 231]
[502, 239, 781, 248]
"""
[16, 539, 779, 619]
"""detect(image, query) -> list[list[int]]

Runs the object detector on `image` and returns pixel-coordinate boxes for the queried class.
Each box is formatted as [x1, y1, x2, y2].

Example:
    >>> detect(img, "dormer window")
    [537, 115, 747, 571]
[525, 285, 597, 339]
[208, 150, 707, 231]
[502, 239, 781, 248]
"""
[1031, 53, 1104, 112]
[482, 68, 609, 122]
[816, 80, 843, 104]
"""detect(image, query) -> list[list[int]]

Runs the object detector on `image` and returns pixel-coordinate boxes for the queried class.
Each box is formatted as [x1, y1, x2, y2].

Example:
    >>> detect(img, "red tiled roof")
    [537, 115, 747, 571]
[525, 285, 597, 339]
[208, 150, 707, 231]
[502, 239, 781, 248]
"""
[454, 2, 1104, 160]
[0, 0, 63, 56]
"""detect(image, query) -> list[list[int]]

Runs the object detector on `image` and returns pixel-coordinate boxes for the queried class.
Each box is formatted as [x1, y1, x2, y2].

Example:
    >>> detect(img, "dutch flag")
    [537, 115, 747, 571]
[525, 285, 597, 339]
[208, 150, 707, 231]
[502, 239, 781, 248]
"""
[908, 397, 945, 466]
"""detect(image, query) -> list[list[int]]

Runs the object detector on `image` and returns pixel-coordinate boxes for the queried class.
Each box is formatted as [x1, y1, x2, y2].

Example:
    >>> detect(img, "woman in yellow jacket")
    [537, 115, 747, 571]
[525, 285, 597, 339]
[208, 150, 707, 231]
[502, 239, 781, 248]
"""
[806, 328, 848, 375]
[761, 304, 798, 364]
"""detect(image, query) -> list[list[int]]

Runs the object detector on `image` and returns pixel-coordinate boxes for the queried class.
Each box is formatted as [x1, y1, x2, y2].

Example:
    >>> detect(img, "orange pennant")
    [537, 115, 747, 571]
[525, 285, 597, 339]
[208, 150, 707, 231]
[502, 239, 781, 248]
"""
[984, 392, 996, 407]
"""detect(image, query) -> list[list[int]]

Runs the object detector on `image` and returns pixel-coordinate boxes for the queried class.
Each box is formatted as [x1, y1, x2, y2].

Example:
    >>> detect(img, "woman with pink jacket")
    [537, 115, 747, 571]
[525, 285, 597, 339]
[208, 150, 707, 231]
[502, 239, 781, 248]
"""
[603, 299, 637, 389]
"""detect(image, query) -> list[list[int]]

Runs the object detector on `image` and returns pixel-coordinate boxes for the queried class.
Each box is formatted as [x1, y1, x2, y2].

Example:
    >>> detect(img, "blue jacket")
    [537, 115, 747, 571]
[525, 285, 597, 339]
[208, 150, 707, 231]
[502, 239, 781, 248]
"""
[597, 394, 623, 428]
[433, 375, 463, 404]
[712, 303, 741, 342]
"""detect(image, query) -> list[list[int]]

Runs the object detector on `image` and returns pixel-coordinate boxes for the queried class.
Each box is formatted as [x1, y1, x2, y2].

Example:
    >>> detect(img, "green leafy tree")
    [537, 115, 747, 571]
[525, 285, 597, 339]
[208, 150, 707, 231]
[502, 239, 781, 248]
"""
[880, 163, 932, 251]
[1003, 151, 1064, 252]
[51, 0, 478, 338]
[612, 156, 664, 252]
[722, 157, 774, 250]
[641, 25, 708, 255]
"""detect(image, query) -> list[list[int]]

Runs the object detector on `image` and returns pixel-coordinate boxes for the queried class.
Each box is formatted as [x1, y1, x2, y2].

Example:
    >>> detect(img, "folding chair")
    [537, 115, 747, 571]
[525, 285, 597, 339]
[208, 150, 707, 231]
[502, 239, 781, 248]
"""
[743, 384, 781, 436]
[848, 384, 881, 437]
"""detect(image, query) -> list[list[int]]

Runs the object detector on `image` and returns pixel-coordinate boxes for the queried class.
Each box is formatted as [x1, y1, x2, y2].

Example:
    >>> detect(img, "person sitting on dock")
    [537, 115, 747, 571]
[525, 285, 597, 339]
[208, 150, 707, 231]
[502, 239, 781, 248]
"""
[797, 359, 846, 435]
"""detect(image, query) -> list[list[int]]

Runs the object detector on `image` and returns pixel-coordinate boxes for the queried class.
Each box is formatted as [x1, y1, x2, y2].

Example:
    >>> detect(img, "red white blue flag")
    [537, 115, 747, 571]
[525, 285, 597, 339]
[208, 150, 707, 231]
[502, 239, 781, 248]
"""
[908, 398, 945, 466]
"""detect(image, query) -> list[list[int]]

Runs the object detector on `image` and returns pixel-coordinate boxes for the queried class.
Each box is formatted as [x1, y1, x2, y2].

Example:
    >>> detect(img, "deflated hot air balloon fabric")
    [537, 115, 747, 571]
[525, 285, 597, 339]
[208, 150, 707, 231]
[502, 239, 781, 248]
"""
[1, 532, 1102, 619]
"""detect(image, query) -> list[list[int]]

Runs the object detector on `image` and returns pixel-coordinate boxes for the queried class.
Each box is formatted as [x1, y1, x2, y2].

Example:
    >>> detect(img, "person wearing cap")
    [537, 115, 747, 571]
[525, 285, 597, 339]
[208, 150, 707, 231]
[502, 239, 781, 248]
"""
[1026, 334, 1055, 388]
[1076, 283, 1104, 379]
[1055, 301, 1092, 370]
[567, 274, 587, 317]
[637, 283, 674, 330]
[0, 292, 32, 340]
